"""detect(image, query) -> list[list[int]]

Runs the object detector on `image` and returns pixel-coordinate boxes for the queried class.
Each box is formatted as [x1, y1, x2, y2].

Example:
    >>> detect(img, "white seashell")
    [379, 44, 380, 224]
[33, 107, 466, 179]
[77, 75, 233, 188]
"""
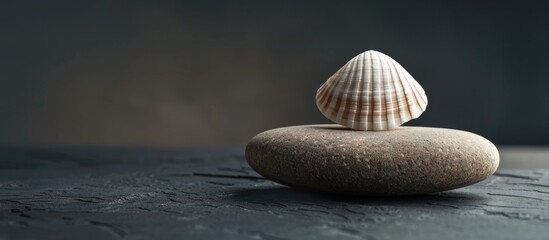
[316, 50, 428, 131]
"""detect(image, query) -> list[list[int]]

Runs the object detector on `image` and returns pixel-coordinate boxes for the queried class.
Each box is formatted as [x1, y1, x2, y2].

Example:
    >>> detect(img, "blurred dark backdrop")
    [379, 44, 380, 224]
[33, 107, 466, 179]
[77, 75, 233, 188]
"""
[1, 1, 548, 147]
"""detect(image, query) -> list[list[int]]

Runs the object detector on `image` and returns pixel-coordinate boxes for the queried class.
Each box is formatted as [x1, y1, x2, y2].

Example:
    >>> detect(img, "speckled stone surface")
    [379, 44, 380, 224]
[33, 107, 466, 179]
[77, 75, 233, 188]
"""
[246, 124, 499, 196]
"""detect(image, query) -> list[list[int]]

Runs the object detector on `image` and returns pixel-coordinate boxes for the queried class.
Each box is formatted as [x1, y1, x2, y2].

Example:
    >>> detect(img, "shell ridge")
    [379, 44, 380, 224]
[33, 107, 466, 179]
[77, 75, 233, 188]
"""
[398, 64, 425, 115]
[399, 68, 421, 118]
[408, 79, 427, 114]
[340, 53, 361, 125]
[316, 68, 343, 106]
[318, 61, 353, 112]
[327, 58, 355, 122]
[386, 54, 427, 116]
[367, 51, 375, 130]
[380, 51, 394, 129]
[334, 56, 360, 121]
[322, 66, 347, 114]
[407, 75, 426, 107]
[319, 84, 333, 112]
[316, 75, 335, 107]
[315, 84, 328, 108]
[402, 68, 428, 108]
[373, 51, 385, 130]
[387, 56, 413, 122]
[398, 62, 426, 117]
[316, 78, 333, 112]
[351, 53, 365, 127]
[348, 54, 364, 129]
[329, 76, 345, 120]
[385, 54, 403, 127]
[352, 53, 365, 129]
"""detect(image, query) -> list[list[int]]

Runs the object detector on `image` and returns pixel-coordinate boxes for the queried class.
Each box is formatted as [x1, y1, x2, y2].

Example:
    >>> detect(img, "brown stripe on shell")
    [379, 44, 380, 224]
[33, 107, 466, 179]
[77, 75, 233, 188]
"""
[352, 53, 365, 129]
[316, 65, 346, 112]
[341, 53, 360, 123]
[388, 54, 402, 128]
[328, 60, 355, 118]
[316, 74, 337, 111]
[388, 55, 413, 122]
[380, 52, 395, 129]
[375, 51, 387, 130]
[387, 54, 427, 115]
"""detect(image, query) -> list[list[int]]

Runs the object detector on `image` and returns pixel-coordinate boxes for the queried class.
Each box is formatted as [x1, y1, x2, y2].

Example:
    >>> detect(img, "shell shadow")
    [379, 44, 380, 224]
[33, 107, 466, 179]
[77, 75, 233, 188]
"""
[231, 186, 488, 207]
[308, 125, 350, 131]
[307, 125, 409, 132]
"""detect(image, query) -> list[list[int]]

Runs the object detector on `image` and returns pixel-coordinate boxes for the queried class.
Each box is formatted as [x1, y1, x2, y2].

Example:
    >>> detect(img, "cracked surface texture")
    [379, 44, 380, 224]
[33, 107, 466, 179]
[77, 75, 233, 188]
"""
[0, 147, 548, 240]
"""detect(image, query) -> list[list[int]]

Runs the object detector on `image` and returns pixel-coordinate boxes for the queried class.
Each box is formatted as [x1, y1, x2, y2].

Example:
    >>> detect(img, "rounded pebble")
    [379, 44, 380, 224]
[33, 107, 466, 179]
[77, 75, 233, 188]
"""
[245, 124, 499, 196]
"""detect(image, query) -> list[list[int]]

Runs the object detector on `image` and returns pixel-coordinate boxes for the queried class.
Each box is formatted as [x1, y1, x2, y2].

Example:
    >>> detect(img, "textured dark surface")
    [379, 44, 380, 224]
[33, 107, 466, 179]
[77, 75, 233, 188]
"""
[0, 147, 548, 240]
[246, 125, 499, 195]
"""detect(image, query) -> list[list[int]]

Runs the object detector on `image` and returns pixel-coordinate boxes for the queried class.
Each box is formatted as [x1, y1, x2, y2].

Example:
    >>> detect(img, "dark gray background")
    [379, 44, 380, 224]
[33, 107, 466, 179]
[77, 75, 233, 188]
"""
[1, 1, 548, 147]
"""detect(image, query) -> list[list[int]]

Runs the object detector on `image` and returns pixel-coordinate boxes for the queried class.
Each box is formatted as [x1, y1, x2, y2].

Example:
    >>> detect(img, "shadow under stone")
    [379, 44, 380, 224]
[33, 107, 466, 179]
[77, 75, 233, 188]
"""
[231, 186, 488, 207]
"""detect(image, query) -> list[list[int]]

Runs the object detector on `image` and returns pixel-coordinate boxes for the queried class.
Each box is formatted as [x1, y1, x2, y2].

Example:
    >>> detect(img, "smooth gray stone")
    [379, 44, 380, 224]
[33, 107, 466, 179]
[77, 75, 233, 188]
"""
[246, 124, 499, 196]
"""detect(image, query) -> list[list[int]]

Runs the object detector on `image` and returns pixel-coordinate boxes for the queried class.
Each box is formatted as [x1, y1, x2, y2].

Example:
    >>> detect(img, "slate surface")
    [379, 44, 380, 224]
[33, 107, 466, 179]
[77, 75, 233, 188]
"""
[0, 147, 548, 240]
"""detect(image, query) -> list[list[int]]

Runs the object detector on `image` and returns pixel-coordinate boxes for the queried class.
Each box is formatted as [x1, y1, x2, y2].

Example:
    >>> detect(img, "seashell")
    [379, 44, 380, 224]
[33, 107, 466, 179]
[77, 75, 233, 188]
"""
[316, 50, 428, 131]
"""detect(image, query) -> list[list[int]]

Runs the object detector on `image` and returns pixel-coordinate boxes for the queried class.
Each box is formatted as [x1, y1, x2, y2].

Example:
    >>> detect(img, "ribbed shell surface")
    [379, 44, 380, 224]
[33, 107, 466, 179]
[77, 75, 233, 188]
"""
[316, 50, 428, 131]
